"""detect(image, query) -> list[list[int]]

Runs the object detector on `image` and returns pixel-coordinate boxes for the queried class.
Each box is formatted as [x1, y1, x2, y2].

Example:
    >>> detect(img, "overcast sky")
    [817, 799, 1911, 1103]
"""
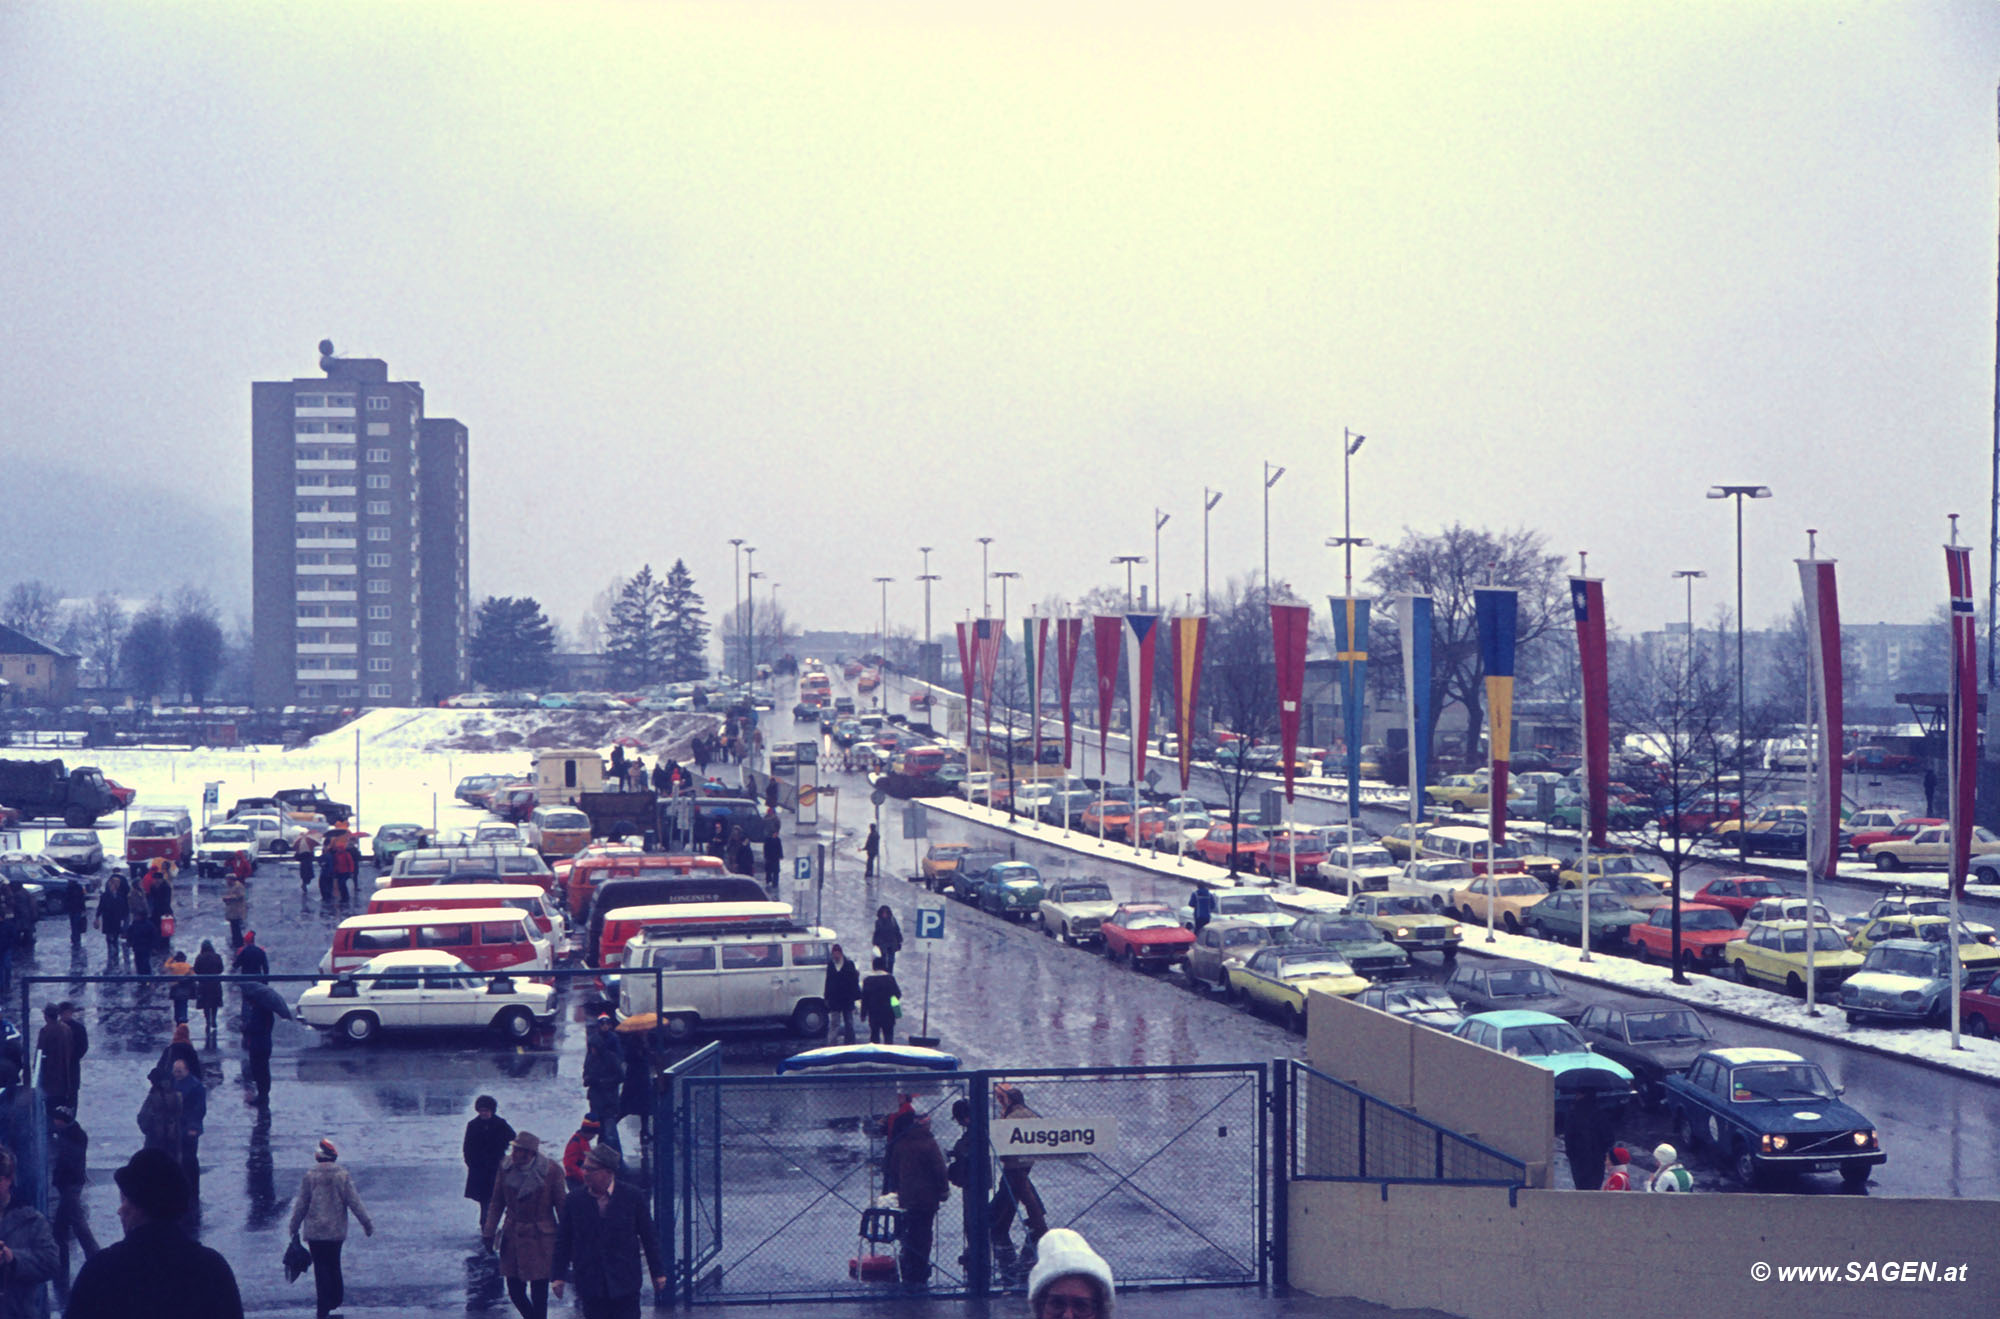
[4, 1, 1997, 642]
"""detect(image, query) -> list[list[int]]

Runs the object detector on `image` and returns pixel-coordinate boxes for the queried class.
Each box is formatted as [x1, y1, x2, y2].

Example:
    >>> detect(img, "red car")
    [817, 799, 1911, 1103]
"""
[1081, 799, 1137, 841]
[1257, 832, 1331, 878]
[1667, 795, 1740, 836]
[1689, 876, 1791, 922]
[1850, 817, 1944, 858]
[1626, 902, 1744, 970]
[103, 778, 138, 810]
[1961, 967, 2000, 1038]
[1194, 823, 1271, 870]
[1100, 902, 1195, 971]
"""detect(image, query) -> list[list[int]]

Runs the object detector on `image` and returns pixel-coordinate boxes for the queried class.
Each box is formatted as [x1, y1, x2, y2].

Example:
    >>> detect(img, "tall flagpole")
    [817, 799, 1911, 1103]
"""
[1949, 516, 1971, 1049]
[1577, 552, 1592, 964]
[1803, 530, 1820, 1016]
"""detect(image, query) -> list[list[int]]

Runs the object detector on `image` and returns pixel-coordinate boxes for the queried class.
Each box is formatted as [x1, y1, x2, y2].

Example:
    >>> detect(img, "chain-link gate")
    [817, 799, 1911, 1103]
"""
[672, 1062, 1265, 1305]
[656, 1041, 722, 1296]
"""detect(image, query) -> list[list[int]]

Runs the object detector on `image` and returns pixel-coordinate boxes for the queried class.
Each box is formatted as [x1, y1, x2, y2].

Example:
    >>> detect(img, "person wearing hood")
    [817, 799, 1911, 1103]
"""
[1027, 1229, 1115, 1319]
[192, 941, 225, 1044]
[822, 944, 861, 1044]
[872, 905, 903, 974]
[64, 1148, 242, 1319]
[884, 1111, 949, 1290]
[230, 930, 269, 980]
[582, 1019, 624, 1151]
[287, 1139, 373, 1319]
[462, 1095, 516, 1230]
[0, 1142, 59, 1319]
[484, 1130, 566, 1319]
[1646, 1142, 1693, 1193]
[1600, 1145, 1634, 1191]
[562, 1116, 601, 1192]
[222, 873, 249, 952]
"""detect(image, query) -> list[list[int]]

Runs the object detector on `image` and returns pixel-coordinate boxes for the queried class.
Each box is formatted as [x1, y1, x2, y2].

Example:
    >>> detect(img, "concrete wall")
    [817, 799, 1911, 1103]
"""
[1290, 1180, 1994, 1319]
[1305, 989, 1553, 1184]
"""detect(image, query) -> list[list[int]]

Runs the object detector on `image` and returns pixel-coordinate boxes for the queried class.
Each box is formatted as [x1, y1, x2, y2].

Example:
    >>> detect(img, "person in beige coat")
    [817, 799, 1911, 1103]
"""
[483, 1130, 566, 1319]
[287, 1139, 372, 1319]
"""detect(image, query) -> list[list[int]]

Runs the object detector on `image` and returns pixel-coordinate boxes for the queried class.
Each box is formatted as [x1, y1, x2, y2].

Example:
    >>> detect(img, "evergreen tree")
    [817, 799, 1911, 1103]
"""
[469, 596, 557, 690]
[121, 606, 174, 702]
[659, 559, 710, 682]
[170, 587, 226, 705]
[603, 565, 666, 687]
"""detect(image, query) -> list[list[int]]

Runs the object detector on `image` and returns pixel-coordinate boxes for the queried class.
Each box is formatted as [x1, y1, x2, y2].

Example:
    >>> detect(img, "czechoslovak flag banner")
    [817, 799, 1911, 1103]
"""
[1570, 577, 1611, 849]
[975, 618, 1002, 715]
[1025, 616, 1049, 771]
[1125, 614, 1160, 782]
[1092, 616, 1123, 776]
[1331, 596, 1370, 817]
[955, 621, 976, 738]
[1271, 602, 1311, 803]
[1947, 544, 1978, 899]
[1056, 617, 1083, 770]
[1400, 595, 1433, 809]
[1475, 588, 1518, 847]
[1170, 616, 1208, 791]
[1797, 559, 1844, 883]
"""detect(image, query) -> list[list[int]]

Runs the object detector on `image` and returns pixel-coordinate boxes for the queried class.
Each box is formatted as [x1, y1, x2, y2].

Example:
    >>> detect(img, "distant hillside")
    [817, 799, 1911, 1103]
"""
[2, 457, 248, 609]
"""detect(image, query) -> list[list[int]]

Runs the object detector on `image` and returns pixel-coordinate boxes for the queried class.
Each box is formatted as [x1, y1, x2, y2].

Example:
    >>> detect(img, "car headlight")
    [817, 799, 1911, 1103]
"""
[1855, 1130, 1877, 1148]
[1900, 990, 1922, 1003]
[1761, 1134, 1788, 1153]
[1449, 925, 1463, 937]
[1394, 927, 1410, 938]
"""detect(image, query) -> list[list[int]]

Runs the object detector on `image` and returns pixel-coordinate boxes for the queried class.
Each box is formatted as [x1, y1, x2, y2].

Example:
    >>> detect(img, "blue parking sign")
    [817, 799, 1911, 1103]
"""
[795, 856, 814, 881]
[915, 906, 946, 940]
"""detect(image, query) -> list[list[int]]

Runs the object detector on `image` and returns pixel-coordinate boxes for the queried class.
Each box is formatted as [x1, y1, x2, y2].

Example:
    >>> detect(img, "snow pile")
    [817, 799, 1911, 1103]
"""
[299, 707, 714, 758]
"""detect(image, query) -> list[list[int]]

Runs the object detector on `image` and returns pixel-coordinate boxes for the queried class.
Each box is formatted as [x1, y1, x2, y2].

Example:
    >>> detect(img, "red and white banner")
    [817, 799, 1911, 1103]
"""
[1270, 603, 1311, 803]
[976, 617, 1002, 713]
[955, 621, 976, 733]
[1055, 617, 1083, 770]
[1948, 545, 1979, 899]
[1026, 616, 1050, 771]
[1170, 616, 1209, 791]
[1569, 577, 1611, 849]
[1092, 616, 1123, 778]
[1125, 614, 1160, 783]
[1797, 559, 1844, 883]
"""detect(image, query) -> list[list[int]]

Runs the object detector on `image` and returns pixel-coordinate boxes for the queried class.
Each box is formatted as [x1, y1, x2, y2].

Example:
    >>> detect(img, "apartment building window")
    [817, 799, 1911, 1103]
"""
[368, 683, 392, 698]
[296, 605, 328, 619]
[366, 579, 390, 594]
[366, 474, 390, 489]
[329, 421, 356, 434]
[367, 526, 391, 542]
[367, 397, 390, 411]
[367, 658, 392, 673]
[366, 422, 390, 436]
[366, 605, 391, 620]
[294, 421, 326, 434]
[366, 552, 390, 567]
[295, 552, 326, 566]
[369, 631, 391, 646]
[326, 394, 355, 408]
[366, 500, 390, 516]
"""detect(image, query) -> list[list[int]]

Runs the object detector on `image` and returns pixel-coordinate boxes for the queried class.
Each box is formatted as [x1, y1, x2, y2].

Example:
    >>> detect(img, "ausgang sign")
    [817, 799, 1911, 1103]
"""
[989, 1117, 1116, 1157]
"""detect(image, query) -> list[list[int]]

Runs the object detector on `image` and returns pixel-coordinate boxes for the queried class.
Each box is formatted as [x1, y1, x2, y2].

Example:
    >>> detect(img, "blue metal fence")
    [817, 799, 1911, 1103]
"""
[1278, 1059, 1527, 1193]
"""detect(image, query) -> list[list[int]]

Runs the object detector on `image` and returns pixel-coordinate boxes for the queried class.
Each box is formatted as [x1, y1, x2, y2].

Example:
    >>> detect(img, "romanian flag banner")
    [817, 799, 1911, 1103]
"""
[1570, 577, 1611, 849]
[1024, 616, 1049, 771]
[1475, 588, 1518, 846]
[1400, 595, 1433, 809]
[1170, 616, 1208, 791]
[1125, 614, 1160, 783]
[1330, 596, 1370, 816]
[1055, 617, 1083, 770]
[1948, 544, 1979, 899]
[1092, 615, 1124, 777]
[1271, 602, 1311, 803]
[1797, 560, 1844, 883]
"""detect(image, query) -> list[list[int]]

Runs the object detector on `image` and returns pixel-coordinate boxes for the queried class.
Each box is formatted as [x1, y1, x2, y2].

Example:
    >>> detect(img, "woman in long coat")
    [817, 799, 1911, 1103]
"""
[462, 1094, 515, 1229]
[483, 1130, 566, 1319]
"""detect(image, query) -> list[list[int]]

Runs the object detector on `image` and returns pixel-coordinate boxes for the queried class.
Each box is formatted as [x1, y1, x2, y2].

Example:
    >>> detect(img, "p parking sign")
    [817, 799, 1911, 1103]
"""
[914, 905, 946, 940]
[795, 856, 815, 882]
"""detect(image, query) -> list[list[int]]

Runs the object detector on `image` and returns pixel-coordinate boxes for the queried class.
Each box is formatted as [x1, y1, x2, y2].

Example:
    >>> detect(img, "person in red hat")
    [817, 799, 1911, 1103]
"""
[563, 1116, 601, 1192]
[287, 1139, 372, 1319]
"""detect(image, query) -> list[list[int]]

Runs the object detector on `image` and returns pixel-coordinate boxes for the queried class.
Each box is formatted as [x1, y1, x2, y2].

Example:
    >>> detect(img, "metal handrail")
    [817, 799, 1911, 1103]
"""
[1284, 1058, 1527, 1189]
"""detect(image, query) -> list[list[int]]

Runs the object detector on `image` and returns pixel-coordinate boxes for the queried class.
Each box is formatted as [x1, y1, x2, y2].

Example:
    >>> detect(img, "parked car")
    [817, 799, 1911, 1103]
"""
[124, 813, 193, 869]
[1847, 915, 2000, 967]
[1100, 902, 1194, 970]
[1839, 940, 1964, 1026]
[1175, 887, 1296, 933]
[1038, 878, 1118, 945]
[1446, 872, 1549, 934]
[39, 830, 103, 875]
[1848, 816, 1945, 858]
[1450, 1010, 1636, 1118]
[193, 824, 260, 877]
[947, 850, 1012, 903]
[1522, 888, 1646, 949]
[1224, 945, 1368, 1030]
[1280, 915, 1409, 979]
[1353, 981, 1464, 1031]
[296, 950, 557, 1043]
[1689, 876, 1792, 922]
[1391, 858, 1478, 909]
[1376, 822, 1435, 862]
[1574, 1004, 1718, 1107]
[919, 842, 975, 891]
[1193, 823, 1272, 871]
[370, 823, 433, 870]
[1959, 967, 2000, 1037]
[1661, 1047, 1883, 1188]
[1343, 891, 1462, 959]
[1313, 844, 1401, 894]
[1627, 904, 1744, 971]
[1555, 854, 1669, 891]
[1870, 823, 2000, 872]
[1443, 958, 1584, 1020]
[1041, 789, 1098, 829]
[1837, 807, 1910, 851]
[1842, 892, 1996, 943]
[1726, 921, 1863, 995]
[1182, 919, 1279, 993]
[975, 861, 1046, 921]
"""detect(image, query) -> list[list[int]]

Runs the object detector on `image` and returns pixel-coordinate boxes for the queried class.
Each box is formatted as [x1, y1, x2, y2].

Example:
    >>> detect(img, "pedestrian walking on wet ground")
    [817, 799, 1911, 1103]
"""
[238, 974, 290, 1106]
[463, 1094, 516, 1230]
[60, 1001, 87, 1109]
[64, 1147, 243, 1319]
[1027, 1228, 1115, 1319]
[222, 873, 249, 951]
[1562, 1090, 1613, 1193]
[193, 940, 225, 1043]
[49, 1106, 99, 1285]
[863, 823, 881, 879]
[0, 1142, 60, 1318]
[170, 1057, 205, 1201]
[136, 1059, 184, 1169]
[990, 1082, 1049, 1269]
[163, 948, 193, 1025]
[124, 902, 152, 974]
[296, 833, 317, 891]
[872, 904, 903, 974]
[484, 1130, 566, 1319]
[823, 944, 860, 1044]
[885, 1111, 949, 1290]
[1189, 884, 1215, 933]
[762, 827, 783, 890]
[36, 1003, 75, 1110]
[860, 957, 900, 1045]
[552, 1143, 664, 1319]
[582, 1019, 624, 1151]
[726, 827, 755, 878]
[63, 873, 88, 949]
[289, 1139, 373, 1318]
[231, 929, 269, 979]
[96, 873, 129, 971]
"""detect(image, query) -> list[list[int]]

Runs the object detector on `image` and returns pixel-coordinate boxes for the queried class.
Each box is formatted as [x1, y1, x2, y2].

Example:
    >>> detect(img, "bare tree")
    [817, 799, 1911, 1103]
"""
[65, 593, 127, 685]
[2, 580, 64, 643]
[1207, 579, 1278, 876]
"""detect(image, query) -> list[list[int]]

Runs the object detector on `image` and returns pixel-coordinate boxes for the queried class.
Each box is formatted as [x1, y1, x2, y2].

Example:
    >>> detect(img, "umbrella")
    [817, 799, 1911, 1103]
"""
[242, 980, 294, 1021]
[615, 1012, 659, 1034]
[613, 737, 645, 748]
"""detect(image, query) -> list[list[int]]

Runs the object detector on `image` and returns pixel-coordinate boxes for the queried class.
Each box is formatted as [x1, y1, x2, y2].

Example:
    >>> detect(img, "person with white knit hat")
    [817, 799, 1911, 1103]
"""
[1027, 1228, 1114, 1318]
[1646, 1143, 1693, 1193]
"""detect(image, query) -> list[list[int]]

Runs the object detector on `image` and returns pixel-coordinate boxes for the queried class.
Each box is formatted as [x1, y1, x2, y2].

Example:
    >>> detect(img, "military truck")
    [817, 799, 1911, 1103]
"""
[0, 759, 119, 827]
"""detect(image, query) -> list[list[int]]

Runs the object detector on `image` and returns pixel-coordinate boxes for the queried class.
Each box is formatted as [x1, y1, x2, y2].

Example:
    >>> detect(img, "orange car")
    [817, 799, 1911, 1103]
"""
[1080, 798, 1137, 840]
[921, 842, 975, 886]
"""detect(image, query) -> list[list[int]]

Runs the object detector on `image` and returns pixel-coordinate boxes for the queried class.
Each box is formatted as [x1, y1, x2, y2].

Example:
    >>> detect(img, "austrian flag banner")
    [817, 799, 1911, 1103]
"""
[1475, 588, 1518, 846]
[1271, 603, 1311, 803]
[1124, 614, 1160, 782]
[1092, 616, 1123, 777]
[1055, 617, 1083, 770]
[1170, 616, 1209, 791]
[1570, 577, 1611, 849]
[1947, 544, 1979, 898]
[1024, 617, 1049, 770]
[1797, 560, 1844, 883]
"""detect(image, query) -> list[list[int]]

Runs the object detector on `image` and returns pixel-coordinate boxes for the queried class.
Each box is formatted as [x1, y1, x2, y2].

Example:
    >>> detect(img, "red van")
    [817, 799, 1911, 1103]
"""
[367, 883, 567, 945]
[565, 851, 732, 919]
[597, 900, 792, 968]
[319, 908, 551, 975]
[125, 809, 193, 868]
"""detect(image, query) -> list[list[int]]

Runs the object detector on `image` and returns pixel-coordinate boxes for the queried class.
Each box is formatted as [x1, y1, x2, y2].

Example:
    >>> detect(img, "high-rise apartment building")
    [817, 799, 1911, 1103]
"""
[251, 342, 469, 708]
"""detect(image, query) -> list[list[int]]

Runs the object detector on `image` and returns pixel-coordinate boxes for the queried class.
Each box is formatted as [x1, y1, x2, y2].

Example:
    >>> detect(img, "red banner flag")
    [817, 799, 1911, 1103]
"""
[1569, 578, 1611, 849]
[1171, 616, 1209, 792]
[1270, 603, 1310, 803]
[1092, 616, 1123, 778]
[1797, 560, 1844, 883]
[1948, 544, 1978, 899]
[955, 621, 975, 730]
[976, 617, 1002, 710]
[1055, 617, 1083, 770]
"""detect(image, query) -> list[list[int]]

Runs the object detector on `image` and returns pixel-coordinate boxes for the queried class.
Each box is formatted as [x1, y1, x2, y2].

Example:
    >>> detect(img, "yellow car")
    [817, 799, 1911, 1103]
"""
[1710, 804, 1805, 845]
[1224, 944, 1369, 1031]
[1848, 915, 2000, 967]
[1556, 854, 1671, 891]
[1344, 890, 1464, 959]
[1726, 920, 1863, 995]
[1446, 873, 1550, 935]
[1377, 822, 1436, 862]
[1424, 775, 1489, 810]
[1866, 824, 2000, 872]
[920, 842, 975, 886]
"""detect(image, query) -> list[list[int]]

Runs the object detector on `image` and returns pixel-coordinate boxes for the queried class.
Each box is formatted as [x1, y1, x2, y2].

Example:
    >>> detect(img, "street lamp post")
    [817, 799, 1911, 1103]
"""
[990, 571, 1020, 625]
[1203, 488, 1223, 613]
[1263, 463, 1286, 601]
[918, 546, 940, 684]
[1153, 509, 1171, 610]
[1706, 484, 1772, 862]
[728, 538, 745, 681]
[742, 547, 757, 682]
[1111, 556, 1146, 608]
[1323, 429, 1370, 891]
[976, 537, 995, 615]
[1666, 568, 1706, 980]
[874, 577, 895, 659]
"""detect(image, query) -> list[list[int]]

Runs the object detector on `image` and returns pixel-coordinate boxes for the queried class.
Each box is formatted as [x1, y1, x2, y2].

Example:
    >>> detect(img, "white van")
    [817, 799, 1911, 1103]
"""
[618, 915, 833, 1041]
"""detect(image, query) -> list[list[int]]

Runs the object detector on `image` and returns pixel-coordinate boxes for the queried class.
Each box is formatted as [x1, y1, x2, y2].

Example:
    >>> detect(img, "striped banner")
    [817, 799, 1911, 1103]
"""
[1400, 596, 1433, 808]
[955, 621, 976, 731]
[1170, 616, 1209, 791]
[1024, 616, 1049, 771]
[1125, 614, 1161, 783]
[1570, 577, 1611, 849]
[1947, 545, 1978, 898]
[1331, 596, 1370, 817]
[1475, 588, 1518, 846]
[1797, 560, 1844, 883]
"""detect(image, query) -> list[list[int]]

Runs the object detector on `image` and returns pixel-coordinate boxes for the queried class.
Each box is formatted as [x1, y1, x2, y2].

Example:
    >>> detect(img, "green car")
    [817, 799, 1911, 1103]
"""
[1282, 915, 1410, 979]
[1547, 792, 1653, 831]
[370, 823, 432, 869]
[976, 861, 1046, 922]
[1522, 888, 1646, 949]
